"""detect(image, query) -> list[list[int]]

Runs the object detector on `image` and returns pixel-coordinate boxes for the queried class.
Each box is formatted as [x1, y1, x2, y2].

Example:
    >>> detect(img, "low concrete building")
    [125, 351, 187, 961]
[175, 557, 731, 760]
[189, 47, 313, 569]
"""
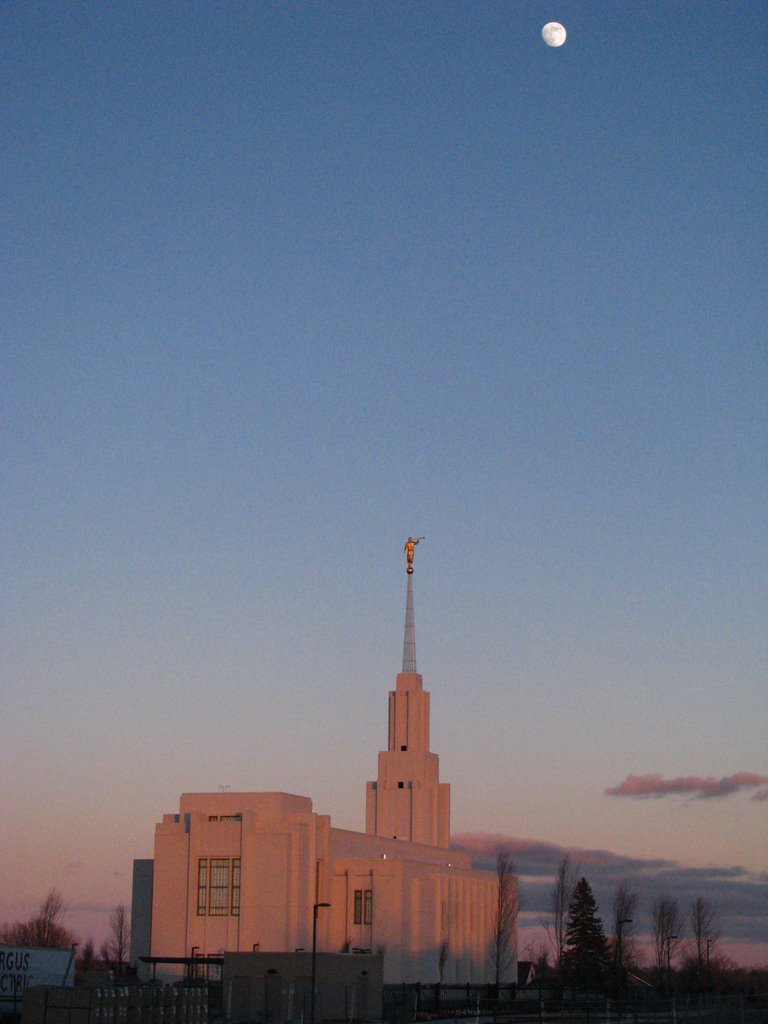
[224, 951, 382, 1022]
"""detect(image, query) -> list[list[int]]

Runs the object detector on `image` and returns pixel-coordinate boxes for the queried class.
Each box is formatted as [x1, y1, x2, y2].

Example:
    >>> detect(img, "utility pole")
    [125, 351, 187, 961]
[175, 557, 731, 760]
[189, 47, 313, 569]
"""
[706, 938, 713, 994]
[616, 918, 632, 996]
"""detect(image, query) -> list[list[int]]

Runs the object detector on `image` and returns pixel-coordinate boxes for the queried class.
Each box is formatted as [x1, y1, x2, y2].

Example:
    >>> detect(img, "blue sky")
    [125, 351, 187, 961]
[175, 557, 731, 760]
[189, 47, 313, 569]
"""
[2, 1, 766, 962]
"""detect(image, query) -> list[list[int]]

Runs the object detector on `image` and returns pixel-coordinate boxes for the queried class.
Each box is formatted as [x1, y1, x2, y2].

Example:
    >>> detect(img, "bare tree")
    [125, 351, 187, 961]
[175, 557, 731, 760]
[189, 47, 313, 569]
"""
[490, 847, 518, 988]
[102, 905, 131, 974]
[0, 889, 75, 948]
[611, 880, 639, 988]
[687, 896, 719, 988]
[546, 853, 577, 979]
[523, 939, 551, 977]
[79, 938, 96, 971]
[38, 890, 64, 946]
[651, 894, 683, 991]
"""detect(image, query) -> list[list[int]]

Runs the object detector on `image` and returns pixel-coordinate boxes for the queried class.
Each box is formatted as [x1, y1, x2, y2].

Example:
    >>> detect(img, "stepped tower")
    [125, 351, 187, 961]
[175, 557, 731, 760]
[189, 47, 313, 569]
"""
[365, 556, 450, 847]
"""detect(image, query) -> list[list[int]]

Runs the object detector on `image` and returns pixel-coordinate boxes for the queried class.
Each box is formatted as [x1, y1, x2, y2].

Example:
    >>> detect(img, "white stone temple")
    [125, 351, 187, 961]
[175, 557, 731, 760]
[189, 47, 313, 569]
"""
[131, 569, 513, 983]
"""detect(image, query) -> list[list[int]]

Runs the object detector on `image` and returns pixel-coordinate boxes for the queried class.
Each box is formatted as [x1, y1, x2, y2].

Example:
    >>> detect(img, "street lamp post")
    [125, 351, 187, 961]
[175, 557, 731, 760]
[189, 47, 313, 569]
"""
[706, 938, 713, 993]
[616, 918, 632, 995]
[311, 902, 331, 1024]
[666, 934, 678, 996]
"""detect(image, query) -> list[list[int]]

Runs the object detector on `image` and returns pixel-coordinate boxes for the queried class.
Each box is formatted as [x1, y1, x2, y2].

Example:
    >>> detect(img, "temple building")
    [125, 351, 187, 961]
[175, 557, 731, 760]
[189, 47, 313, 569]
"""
[131, 569, 512, 983]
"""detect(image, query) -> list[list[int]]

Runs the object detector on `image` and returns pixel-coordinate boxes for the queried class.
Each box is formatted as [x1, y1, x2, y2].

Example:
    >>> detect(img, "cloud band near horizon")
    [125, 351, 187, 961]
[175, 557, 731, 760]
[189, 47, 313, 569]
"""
[450, 831, 768, 956]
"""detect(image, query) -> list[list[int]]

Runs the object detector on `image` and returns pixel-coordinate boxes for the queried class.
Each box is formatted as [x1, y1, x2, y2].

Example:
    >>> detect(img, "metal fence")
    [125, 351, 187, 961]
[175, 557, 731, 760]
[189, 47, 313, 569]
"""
[383, 985, 768, 1024]
[20, 985, 209, 1024]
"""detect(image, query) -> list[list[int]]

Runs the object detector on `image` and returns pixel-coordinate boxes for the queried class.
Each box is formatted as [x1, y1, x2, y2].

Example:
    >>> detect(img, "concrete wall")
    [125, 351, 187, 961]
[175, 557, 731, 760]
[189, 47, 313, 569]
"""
[328, 827, 498, 984]
[223, 951, 382, 1023]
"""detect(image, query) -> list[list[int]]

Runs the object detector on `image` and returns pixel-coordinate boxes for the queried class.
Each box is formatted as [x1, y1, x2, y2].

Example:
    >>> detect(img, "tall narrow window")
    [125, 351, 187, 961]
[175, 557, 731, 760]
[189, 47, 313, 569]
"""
[197, 859, 208, 916]
[364, 889, 373, 925]
[354, 889, 363, 924]
[231, 858, 241, 916]
[209, 858, 230, 915]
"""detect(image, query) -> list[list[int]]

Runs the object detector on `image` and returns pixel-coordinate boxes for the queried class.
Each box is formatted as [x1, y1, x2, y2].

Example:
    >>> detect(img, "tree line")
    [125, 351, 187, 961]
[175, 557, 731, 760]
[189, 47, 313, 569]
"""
[526, 853, 763, 996]
[3, 877, 764, 996]
[0, 889, 131, 975]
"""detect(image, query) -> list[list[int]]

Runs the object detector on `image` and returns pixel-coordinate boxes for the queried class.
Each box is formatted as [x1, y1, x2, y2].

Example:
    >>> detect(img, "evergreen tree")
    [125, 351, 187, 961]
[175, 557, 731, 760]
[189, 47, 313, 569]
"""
[562, 877, 610, 993]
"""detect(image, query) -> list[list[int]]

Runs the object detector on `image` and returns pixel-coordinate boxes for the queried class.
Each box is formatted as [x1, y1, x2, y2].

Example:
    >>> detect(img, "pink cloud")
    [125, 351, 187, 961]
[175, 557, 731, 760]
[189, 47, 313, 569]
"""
[605, 772, 768, 800]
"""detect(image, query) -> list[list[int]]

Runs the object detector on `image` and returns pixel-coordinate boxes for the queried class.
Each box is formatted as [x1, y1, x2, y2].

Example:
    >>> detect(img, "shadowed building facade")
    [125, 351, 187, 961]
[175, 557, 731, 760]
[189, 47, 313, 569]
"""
[131, 575, 512, 983]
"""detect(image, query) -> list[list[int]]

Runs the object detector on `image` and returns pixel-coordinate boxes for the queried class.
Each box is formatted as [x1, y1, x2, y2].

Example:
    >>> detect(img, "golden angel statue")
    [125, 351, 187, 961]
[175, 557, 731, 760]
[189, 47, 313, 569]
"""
[403, 536, 425, 574]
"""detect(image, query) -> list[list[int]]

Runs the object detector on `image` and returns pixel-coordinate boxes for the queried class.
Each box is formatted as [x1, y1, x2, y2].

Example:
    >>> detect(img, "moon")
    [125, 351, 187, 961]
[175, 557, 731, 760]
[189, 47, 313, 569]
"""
[542, 22, 567, 47]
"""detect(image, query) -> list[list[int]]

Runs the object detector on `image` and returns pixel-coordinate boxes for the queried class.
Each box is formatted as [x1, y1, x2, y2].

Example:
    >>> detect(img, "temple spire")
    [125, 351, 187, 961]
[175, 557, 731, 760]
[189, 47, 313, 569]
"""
[366, 542, 450, 847]
[401, 535, 424, 673]
[402, 573, 417, 673]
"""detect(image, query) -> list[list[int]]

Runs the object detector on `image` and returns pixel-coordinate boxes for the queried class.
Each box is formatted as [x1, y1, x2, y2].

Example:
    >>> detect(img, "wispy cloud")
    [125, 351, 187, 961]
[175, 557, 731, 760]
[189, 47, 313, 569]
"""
[605, 772, 768, 800]
[67, 901, 116, 914]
